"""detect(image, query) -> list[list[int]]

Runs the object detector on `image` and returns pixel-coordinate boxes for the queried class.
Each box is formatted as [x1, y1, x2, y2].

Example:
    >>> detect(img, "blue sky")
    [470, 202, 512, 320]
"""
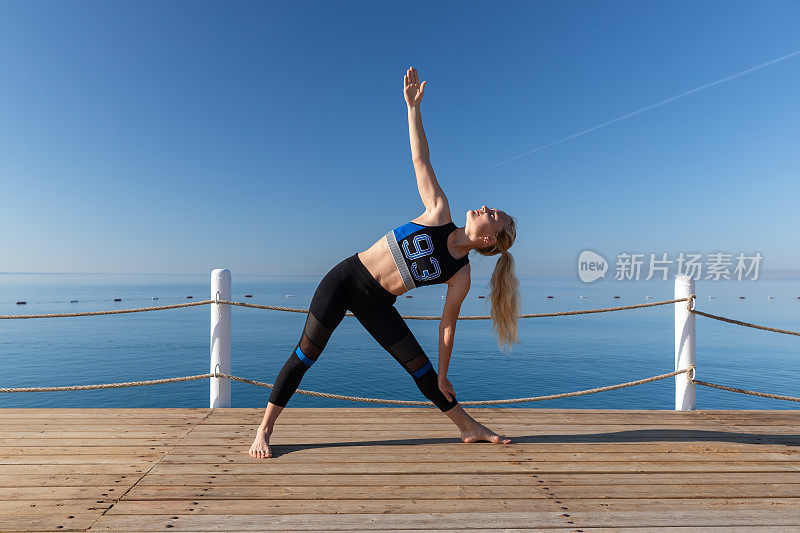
[1, 1, 798, 279]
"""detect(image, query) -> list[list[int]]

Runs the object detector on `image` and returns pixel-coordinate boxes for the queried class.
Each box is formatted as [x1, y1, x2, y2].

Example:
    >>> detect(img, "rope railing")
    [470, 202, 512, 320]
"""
[0, 300, 212, 319]
[4, 363, 796, 404]
[691, 378, 800, 403]
[3, 290, 798, 404]
[0, 296, 689, 320]
[0, 366, 695, 405]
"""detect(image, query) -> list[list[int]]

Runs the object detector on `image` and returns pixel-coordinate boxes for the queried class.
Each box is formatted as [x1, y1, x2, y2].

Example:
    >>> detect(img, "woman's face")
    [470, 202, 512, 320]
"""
[466, 205, 507, 242]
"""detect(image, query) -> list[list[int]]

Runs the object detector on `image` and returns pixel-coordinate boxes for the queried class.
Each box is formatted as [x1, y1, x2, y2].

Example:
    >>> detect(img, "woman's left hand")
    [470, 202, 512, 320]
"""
[438, 375, 456, 402]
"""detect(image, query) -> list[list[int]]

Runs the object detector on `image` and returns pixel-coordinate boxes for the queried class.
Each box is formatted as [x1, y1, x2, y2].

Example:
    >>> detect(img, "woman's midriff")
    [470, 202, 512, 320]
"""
[357, 236, 408, 297]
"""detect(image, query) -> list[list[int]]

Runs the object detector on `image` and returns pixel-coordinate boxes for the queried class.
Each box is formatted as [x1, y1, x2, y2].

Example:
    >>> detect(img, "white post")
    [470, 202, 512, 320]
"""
[674, 274, 696, 410]
[210, 269, 231, 408]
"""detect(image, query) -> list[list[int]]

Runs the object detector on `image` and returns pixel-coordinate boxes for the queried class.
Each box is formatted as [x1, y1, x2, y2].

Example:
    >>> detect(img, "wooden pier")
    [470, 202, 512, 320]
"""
[2, 407, 800, 531]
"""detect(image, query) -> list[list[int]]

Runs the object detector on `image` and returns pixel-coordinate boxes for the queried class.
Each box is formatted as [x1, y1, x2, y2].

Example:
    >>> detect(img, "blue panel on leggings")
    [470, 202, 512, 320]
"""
[296, 346, 314, 367]
[412, 360, 432, 377]
[393, 222, 423, 241]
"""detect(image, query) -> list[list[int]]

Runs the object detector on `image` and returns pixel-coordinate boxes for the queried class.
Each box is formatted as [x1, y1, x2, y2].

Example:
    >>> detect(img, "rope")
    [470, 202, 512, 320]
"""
[691, 379, 800, 403]
[0, 297, 688, 320]
[403, 297, 691, 321]
[0, 373, 211, 393]
[0, 366, 693, 404]
[0, 300, 211, 319]
[5, 365, 799, 403]
[690, 308, 800, 337]
[5, 291, 799, 403]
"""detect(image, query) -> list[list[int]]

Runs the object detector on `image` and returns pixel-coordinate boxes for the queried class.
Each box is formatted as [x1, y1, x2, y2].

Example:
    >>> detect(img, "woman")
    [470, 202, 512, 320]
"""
[250, 67, 520, 459]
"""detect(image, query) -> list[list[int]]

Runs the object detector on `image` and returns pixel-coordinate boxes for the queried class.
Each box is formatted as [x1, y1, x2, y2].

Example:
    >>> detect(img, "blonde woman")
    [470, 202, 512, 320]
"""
[250, 67, 520, 459]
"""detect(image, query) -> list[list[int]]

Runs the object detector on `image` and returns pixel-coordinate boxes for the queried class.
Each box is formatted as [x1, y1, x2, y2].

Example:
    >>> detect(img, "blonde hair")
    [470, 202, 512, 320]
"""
[474, 214, 520, 353]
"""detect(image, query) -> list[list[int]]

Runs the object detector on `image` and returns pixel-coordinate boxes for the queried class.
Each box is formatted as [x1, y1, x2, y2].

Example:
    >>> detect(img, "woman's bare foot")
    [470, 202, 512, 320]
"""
[444, 404, 511, 444]
[460, 419, 512, 444]
[249, 428, 272, 459]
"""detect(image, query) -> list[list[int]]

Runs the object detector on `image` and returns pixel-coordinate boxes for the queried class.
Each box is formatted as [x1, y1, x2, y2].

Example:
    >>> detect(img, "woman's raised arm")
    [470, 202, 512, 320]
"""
[405, 67, 429, 161]
[405, 67, 448, 213]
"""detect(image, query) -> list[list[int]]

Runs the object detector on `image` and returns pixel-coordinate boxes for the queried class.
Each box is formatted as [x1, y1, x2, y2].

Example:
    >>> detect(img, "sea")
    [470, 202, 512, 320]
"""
[1, 272, 798, 410]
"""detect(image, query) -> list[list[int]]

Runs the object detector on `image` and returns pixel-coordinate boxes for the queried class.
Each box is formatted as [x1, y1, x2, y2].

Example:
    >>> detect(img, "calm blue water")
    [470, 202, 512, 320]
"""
[1, 272, 798, 410]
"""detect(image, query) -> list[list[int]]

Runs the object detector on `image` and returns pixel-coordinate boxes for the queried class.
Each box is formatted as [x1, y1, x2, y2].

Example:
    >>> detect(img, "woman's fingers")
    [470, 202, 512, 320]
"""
[404, 67, 425, 101]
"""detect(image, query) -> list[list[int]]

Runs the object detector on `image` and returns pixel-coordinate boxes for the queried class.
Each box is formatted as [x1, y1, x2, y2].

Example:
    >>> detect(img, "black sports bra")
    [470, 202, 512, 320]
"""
[384, 220, 469, 291]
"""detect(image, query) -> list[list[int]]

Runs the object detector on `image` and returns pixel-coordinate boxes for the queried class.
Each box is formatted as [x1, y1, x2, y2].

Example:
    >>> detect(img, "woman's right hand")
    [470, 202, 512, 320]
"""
[438, 375, 456, 403]
[404, 66, 426, 107]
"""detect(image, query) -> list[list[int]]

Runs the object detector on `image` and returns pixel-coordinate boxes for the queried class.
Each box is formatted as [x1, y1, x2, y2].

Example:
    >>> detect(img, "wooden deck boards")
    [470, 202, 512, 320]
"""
[0, 407, 798, 531]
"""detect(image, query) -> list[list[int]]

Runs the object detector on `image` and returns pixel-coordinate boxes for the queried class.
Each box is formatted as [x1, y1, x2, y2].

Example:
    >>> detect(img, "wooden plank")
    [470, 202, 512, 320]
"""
[112, 496, 800, 513]
[545, 484, 800, 498]
[163, 441, 800, 451]
[0, 438, 180, 446]
[3, 442, 794, 455]
[147, 461, 800, 475]
[124, 485, 553, 500]
[0, 408, 209, 417]
[108, 498, 556, 515]
[201, 413, 722, 423]
[172, 427, 800, 448]
[106, 497, 800, 514]
[0, 446, 170, 455]
[85, 509, 800, 530]
[170, 443, 800, 454]
[0, 486, 134, 500]
[0, 407, 209, 421]
[135, 472, 800, 487]
[0, 456, 160, 465]
[87, 510, 575, 530]
[191, 425, 744, 435]
[548, 525, 797, 533]
[181, 425, 800, 436]
[555, 509, 800, 528]
[0, 464, 152, 475]
[155, 451, 799, 464]
[548, 497, 800, 511]
[121, 484, 800, 500]
[535, 471, 800, 485]
[0, 424, 197, 433]
[0, 474, 133, 487]
[0, 514, 100, 532]
[0, 431, 190, 438]
[0, 499, 112, 514]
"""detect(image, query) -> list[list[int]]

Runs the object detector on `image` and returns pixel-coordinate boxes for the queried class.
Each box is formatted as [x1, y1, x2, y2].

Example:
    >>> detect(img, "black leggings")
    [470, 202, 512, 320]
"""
[268, 253, 458, 412]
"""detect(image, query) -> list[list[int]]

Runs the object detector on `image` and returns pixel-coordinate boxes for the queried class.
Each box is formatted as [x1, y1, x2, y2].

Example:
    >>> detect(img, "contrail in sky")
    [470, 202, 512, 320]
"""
[492, 49, 800, 167]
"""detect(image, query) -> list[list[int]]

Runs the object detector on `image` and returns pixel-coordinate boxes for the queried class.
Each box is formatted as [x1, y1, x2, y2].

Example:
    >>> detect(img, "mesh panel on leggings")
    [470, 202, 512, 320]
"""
[387, 332, 429, 373]
[300, 312, 333, 358]
[405, 353, 430, 373]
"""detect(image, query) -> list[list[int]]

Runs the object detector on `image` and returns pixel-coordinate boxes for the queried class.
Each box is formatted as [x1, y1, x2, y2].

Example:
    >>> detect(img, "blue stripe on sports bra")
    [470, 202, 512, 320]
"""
[393, 222, 424, 241]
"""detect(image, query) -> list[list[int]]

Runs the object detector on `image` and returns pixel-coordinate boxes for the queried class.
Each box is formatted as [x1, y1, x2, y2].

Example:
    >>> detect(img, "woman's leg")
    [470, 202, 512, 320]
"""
[250, 262, 349, 458]
[351, 303, 457, 412]
[351, 304, 511, 444]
